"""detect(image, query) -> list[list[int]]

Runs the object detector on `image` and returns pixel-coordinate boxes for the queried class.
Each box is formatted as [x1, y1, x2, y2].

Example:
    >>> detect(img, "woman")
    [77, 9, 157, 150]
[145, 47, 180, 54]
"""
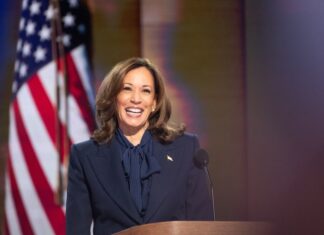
[66, 57, 213, 235]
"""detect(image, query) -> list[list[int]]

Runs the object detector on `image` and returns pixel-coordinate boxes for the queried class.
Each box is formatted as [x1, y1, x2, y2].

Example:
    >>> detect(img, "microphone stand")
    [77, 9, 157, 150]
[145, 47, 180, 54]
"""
[203, 165, 216, 221]
[194, 148, 216, 221]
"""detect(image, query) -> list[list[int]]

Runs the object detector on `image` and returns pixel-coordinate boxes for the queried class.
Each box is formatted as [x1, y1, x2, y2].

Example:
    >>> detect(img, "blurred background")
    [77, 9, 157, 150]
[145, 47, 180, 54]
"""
[1, 0, 324, 234]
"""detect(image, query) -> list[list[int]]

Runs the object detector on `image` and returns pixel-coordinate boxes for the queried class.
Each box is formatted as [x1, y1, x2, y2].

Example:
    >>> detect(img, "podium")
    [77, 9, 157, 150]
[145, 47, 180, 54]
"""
[113, 221, 275, 235]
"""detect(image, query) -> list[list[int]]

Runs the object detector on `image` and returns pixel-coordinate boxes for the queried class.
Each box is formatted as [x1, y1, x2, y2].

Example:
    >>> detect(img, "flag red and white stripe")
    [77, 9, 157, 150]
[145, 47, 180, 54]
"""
[4, 0, 95, 234]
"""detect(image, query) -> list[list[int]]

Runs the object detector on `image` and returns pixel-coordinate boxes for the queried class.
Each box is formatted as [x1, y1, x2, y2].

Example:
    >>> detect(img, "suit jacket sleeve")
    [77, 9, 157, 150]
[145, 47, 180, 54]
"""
[66, 144, 92, 235]
[185, 135, 214, 220]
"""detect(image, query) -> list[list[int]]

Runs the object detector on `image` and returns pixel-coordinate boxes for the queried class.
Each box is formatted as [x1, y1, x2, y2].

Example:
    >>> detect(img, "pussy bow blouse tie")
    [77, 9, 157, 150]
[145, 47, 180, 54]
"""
[116, 128, 161, 216]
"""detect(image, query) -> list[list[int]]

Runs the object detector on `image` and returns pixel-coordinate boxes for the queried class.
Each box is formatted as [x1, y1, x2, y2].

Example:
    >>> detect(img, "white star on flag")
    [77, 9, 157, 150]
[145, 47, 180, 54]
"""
[69, 0, 79, 8]
[22, 0, 28, 9]
[14, 60, 20, 72]
[34, 46, 47, 62]
[22, 42, 32, 57]
[63, 13, 75, 27]
[26, 20, 36, 36]
[16, 39, 22, 51]
[19, 18, 25, 31]
[39, 25, 51, 41]
[19, 63, 28, 77]
[12, 81, 17, 92]
[30, 1, 41, 15]
[44, 5, 55, 20]
[63, 34, 71, 46]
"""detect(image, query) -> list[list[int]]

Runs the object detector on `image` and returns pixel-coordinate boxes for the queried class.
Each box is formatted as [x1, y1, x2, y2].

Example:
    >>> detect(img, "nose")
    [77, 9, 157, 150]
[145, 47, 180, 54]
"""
[130, 90, 141, 103]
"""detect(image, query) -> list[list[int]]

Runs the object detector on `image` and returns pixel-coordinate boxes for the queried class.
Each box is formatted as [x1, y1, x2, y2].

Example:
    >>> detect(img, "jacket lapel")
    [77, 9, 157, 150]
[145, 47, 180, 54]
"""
[88, 137, 142, 223]
[144, 140, 181, 222]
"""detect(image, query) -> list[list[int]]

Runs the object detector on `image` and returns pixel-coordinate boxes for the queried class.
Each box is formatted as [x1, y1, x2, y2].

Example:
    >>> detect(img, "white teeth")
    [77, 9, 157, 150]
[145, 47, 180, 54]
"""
[126, 108, 142, 113]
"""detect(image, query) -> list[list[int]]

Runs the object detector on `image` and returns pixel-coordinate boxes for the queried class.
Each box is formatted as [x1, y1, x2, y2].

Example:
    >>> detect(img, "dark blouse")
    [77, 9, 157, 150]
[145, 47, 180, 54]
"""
[115, 128, 161, 217]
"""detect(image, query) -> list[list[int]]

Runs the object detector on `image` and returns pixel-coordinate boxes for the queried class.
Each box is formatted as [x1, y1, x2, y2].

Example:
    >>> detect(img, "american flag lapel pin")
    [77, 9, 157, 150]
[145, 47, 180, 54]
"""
[166, 155, 174, 162]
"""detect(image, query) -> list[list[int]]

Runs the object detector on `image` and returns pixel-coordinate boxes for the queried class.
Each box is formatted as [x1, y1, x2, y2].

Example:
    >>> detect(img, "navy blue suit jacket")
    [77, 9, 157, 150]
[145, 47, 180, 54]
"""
[66, 133, 213, 235]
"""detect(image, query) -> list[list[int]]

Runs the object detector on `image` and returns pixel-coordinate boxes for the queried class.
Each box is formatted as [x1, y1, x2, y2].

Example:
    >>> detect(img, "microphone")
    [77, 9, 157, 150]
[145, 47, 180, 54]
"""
[194, 148, 216, 221]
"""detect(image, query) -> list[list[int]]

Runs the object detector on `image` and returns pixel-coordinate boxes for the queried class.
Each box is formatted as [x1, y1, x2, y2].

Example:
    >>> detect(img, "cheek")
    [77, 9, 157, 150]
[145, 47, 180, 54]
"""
[116, 93, 126, 106]
[116, 98, 125, 115]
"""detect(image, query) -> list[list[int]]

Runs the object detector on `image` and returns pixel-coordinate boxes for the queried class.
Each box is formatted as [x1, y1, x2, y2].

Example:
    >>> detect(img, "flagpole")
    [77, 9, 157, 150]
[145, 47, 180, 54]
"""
[50, 0, 70, 206]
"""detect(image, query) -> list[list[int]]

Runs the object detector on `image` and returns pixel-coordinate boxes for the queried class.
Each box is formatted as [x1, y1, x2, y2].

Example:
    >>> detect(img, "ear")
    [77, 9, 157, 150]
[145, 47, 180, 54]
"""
[152, 99, 157, 112]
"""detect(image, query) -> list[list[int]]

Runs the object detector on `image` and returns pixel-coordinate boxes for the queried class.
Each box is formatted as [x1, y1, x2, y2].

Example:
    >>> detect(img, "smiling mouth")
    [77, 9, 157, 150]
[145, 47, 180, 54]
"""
[125, 107, 143, 115]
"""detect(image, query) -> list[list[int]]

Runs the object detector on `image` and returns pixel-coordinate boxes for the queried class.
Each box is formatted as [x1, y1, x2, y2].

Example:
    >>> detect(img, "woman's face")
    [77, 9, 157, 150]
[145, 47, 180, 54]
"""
[116, 67, 156, 134]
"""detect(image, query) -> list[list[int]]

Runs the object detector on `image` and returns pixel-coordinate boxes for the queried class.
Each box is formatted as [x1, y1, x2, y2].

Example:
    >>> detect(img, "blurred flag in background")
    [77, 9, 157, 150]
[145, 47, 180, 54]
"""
[4, 0, 95, 234]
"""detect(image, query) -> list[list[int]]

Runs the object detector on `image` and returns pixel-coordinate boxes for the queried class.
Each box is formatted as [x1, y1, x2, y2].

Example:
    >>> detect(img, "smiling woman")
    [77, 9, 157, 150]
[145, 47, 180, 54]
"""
[92, 57, 184, 144]
[65, 57, 213, 235]
[116, 67, 157, 146]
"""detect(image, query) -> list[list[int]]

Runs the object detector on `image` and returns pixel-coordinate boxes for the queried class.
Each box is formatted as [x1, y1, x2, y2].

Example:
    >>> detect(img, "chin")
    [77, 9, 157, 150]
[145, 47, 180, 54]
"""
[128, 123, 146, 130]
[121, 120, 147, 130]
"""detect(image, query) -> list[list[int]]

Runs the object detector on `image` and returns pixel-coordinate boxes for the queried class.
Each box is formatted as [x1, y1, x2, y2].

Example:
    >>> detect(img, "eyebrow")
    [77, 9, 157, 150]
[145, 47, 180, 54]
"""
[123, 83, 153, 88]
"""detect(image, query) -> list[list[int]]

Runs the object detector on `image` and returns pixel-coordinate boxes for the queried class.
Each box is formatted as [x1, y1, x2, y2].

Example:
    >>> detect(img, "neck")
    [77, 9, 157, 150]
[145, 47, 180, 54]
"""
[119, 124, 148, 146]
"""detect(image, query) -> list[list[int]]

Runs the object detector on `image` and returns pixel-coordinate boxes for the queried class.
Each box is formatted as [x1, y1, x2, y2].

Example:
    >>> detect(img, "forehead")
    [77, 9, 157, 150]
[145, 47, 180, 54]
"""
[123, 67, 154, 86]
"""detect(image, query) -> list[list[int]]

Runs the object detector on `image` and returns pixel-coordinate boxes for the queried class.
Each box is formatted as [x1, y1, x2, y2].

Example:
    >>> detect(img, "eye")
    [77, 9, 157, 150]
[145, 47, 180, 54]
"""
[123, 86, 132, 91]
[143, 88, 151, 94]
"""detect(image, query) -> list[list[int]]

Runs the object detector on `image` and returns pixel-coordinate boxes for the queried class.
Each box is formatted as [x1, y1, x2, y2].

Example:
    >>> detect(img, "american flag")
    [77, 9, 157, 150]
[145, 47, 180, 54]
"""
[4, 0, 95, 234]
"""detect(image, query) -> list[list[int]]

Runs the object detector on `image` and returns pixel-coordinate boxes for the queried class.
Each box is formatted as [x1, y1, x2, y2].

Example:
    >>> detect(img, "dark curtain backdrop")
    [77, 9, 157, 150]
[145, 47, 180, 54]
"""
[246, 0, 324, 234]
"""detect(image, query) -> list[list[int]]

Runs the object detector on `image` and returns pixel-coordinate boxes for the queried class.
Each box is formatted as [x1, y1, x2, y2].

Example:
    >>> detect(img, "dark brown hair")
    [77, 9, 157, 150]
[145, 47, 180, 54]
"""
[92, 57, 185, 144]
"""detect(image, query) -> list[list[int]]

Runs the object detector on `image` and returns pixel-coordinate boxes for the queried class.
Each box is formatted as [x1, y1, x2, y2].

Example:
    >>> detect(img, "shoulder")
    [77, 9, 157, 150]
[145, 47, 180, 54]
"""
[70, 139, 103, 157]
[72, 138, 97, 150]
[69, 139, 112, 167]
[173, 132, 199, 145]
[160, 132, 200, 151]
